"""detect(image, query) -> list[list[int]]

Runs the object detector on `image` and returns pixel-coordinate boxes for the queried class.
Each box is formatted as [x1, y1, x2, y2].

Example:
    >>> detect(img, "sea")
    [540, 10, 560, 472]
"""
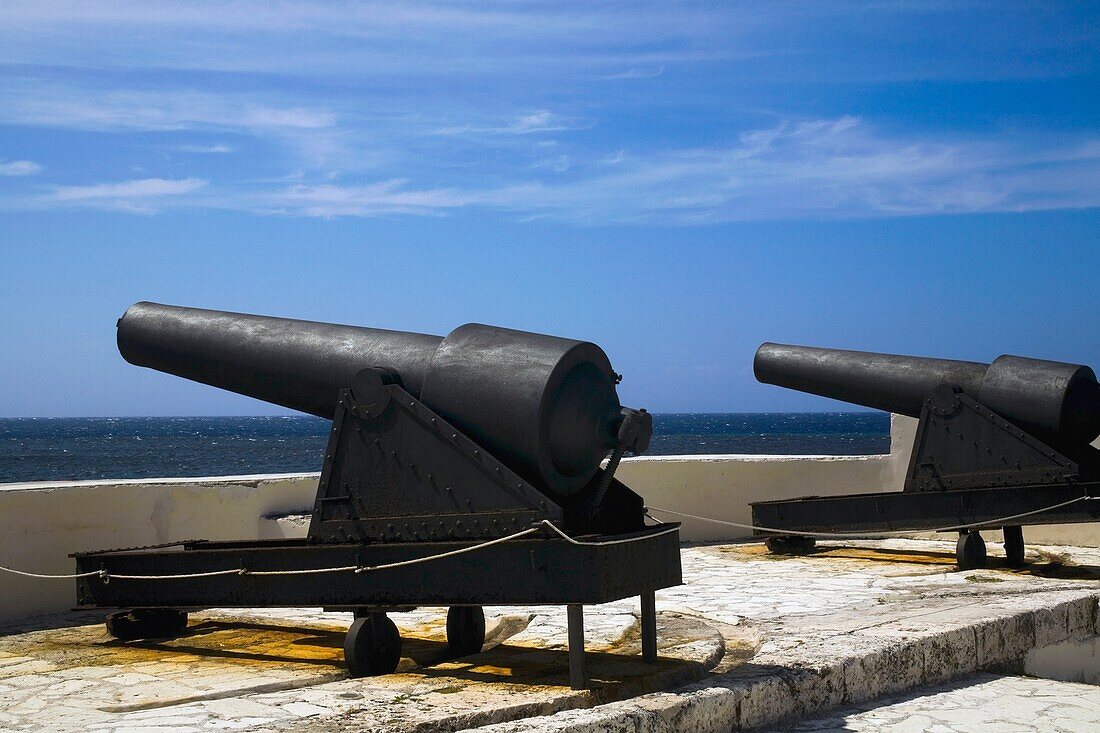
[0, 413, 890, 484]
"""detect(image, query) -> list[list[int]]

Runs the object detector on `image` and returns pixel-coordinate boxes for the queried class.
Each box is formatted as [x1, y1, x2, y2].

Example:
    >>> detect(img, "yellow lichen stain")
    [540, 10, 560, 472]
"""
[431, 684, 465, 694]
[23, 618, 352, 673]
[1, 610, 718, 714]
[722, 543, 956, 567]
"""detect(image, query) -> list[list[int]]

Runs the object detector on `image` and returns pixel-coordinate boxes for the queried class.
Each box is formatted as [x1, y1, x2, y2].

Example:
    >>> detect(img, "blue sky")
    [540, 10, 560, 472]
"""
[1, 1, 1098, 416]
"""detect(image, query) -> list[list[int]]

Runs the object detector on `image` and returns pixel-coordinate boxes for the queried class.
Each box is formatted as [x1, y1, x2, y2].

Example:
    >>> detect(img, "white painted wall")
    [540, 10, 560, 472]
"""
[618, 452, 894, 541]
[1, 416, 1097, 624]
[0, 474, 316, 624]
[627, 413, 917, 541]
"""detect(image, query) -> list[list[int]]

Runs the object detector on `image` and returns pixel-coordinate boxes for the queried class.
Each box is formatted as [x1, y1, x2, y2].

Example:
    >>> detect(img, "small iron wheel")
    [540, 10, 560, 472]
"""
[765, 536, 816, 555]
[956, 530, 987, 570]
[106, 609, 188, 641]
[1003, 525, 1025, 568]
[344, 613, 402, 677]
[446, 606, 485, 657]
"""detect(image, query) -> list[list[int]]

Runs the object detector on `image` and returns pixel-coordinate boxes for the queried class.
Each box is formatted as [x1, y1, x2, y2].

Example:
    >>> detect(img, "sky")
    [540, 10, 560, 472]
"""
[1, 1, 1098, 417]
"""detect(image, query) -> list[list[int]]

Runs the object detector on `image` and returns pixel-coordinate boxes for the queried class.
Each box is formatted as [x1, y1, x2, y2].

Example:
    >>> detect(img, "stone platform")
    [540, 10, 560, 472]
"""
[1, 538, 1098, 732]
[777, 673, 1100, 732]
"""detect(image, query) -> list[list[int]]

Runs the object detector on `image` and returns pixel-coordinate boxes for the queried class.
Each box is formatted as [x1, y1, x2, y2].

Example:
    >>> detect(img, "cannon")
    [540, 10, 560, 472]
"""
[750, 343, 1100, 569]
[74, 303, 681, 688]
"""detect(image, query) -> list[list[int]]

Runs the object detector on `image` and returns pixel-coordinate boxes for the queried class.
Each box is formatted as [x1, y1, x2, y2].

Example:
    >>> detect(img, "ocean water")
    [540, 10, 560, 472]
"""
[0, 413, 890, 484]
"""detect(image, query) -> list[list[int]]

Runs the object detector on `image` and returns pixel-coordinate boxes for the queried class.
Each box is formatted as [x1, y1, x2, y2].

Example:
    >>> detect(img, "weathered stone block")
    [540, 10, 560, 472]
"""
[1067, 596, 1097, 639]
[841, 641, 924, 702]
[735, 673, 798, 730]
[1032, 604, 1070, 648]
[976, 613, 1035, 670]
[631, 687, 740, 733]
[920, 625, 978, 684]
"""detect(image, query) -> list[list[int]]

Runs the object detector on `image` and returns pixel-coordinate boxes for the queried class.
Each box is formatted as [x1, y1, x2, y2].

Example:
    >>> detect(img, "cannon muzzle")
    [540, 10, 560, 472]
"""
[754, 343, 1100, 447]
[119, 302, 634, 498]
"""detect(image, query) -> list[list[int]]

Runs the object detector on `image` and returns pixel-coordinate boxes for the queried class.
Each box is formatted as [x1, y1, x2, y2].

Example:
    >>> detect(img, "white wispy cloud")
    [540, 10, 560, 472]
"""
[39, 177, 208, 213]
[245, 117, 1100, 222]
[602, 66, 665, 80]
[435, 111, 592, 136]
[0, 1, 738, 77]
[0, 159, 42, 176]
[3, 1, 1090, 85]
[253, 179, 473, 218]
[174, 143, 236, 154]
[7, 117, 1100, 221]
[1, 3, 1097, 224]
[0, 83, 335, 133]
[530, 155, 570, 173]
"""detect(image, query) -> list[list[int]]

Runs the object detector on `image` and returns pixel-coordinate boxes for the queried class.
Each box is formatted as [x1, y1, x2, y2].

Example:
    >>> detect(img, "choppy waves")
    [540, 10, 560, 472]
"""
[0, 413, 889, 483]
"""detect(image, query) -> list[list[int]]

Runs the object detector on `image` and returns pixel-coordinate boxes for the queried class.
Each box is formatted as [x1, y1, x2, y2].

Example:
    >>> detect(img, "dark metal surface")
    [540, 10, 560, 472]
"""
[751, 341, 1100, 549]
[904, 390, 1082, 491]
[308, 385, 559, 543]
[419, 323, 623, 495]
[1003, 525, 1025, 567]
[567, 604, 587, 690]
[118, 302, 443, 418]
[73, 526, 683, 608]
[95, 303, 680, 686]
[118, 303, 637, 498]
[751, 482, 1100, 534]
[754, 343, 1100, 447]
[640, 590, 657, 663]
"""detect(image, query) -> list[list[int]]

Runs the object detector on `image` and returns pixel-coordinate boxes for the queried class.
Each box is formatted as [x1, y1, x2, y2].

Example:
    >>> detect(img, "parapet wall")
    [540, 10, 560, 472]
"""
[0, 474, 318, 623]
[1, 414, 1096, 624]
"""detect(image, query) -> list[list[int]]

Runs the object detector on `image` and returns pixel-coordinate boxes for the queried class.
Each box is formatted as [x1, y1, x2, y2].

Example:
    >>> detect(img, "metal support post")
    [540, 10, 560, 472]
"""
[640, 590, 657, 663]
[567, 604, 587, 690]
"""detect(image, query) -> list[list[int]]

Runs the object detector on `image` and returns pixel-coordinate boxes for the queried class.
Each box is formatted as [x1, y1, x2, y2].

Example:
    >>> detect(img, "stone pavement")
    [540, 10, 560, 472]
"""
[774, 673, 1100, 732]
[1, 538, 1098, 732]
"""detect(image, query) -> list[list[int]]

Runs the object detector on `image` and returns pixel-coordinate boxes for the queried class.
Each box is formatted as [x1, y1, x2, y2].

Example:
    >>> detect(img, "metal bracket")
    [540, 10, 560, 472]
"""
[308, 377, 562, 544]
[903, 389, 1079, 493]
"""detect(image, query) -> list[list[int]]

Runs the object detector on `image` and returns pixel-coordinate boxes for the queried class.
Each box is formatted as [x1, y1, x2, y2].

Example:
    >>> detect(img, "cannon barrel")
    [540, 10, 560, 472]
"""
[754, 343, 1100, 447]
[118, 302, 626, 497]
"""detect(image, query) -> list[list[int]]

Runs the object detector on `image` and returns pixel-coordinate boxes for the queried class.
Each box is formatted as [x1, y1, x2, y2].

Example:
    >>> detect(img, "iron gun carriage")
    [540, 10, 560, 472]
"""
[751, 343, 1100, 568]
[74, 303, 681, 687]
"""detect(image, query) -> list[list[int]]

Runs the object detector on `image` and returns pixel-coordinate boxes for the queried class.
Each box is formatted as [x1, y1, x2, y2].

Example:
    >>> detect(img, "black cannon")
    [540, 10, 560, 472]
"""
[74, 303, 681, 687]
[750, 343, 1100, 569]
